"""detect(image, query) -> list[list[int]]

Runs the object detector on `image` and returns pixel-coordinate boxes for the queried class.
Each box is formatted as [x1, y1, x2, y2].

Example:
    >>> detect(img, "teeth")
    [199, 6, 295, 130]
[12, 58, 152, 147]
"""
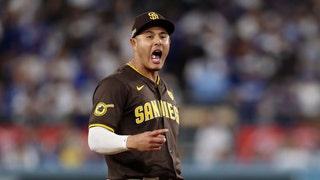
[152, 55, 156, 58]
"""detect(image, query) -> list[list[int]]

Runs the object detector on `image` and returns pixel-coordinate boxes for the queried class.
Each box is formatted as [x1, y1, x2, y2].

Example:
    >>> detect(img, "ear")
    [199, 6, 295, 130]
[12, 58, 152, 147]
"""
[130, 38, 136, 48]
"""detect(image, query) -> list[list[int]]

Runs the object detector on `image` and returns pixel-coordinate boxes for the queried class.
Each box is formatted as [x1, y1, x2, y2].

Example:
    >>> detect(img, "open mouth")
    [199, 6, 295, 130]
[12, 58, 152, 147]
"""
[151, 50, 162, 64]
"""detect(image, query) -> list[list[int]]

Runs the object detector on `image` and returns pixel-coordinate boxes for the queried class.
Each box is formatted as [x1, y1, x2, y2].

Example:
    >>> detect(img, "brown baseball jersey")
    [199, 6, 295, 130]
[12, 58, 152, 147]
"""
[88, 64, 183, 179]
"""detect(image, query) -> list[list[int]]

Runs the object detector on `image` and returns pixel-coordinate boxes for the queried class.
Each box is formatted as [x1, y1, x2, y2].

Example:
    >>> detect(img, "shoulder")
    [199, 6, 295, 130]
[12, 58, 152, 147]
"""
[94, 64, 142, 94]
[98, 65, 132, 85]
[94, 66, 130, 94]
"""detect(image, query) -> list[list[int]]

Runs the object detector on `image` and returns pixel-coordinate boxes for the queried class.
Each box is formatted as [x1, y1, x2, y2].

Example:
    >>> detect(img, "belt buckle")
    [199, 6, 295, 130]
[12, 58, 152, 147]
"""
[142, 177, 159, 180]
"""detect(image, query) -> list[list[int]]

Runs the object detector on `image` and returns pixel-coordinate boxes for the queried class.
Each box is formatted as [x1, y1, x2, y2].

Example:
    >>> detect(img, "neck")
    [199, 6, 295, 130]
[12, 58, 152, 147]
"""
[128, 60, 158, 82]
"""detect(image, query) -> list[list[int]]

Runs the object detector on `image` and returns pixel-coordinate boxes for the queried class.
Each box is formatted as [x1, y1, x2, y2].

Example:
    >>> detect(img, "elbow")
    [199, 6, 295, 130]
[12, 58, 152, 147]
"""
[88, 139, 112, 155]
[88, 135, 110, 155]
[88, 138, 99, 153]
[88, 136, 99, 152]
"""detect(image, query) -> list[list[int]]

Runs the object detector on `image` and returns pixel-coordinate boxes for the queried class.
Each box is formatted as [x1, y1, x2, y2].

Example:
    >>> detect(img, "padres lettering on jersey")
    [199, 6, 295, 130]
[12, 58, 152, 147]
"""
[135, 100, 179, 124]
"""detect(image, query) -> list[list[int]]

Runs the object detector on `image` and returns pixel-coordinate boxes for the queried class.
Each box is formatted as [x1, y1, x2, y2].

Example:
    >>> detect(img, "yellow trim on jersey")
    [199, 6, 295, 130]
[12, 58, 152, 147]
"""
[89, 124, 115, 132]
[126, 63, 161, 85]
[156, 76, 160, 85]
[127, 63, 142, 76]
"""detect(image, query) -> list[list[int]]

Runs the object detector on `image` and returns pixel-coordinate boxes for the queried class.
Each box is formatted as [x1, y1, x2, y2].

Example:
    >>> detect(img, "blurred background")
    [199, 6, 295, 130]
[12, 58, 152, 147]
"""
[1, 0, 320, 179]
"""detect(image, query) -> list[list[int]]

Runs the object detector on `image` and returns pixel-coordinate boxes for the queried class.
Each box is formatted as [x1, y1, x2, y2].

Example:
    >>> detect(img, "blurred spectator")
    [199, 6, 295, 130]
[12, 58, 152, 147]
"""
[293, 77, 320, 120]
[0, 0, 320, 170]
[184, 56, 231, 104]
[272, 131, 312, 171]
[236, 124, 284, 163]
[59, 126, 85, 168]
[0, 125, 40, 170]
[193, 105, 237, 165]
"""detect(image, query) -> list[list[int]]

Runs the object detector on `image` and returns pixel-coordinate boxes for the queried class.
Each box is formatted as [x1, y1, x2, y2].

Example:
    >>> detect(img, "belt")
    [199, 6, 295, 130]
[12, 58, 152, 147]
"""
[108, 177, 174, 180]
[128, 178, 173, 180]
[127, 178, 160, 180]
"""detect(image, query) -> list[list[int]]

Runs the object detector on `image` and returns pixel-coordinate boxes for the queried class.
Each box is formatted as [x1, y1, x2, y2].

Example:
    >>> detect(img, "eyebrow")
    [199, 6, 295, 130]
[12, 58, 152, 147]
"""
[143, 30, 168, 35]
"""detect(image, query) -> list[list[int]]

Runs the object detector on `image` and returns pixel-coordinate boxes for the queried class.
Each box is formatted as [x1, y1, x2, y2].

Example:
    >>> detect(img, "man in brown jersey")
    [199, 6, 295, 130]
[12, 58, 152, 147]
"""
[88, 11, 183, 180]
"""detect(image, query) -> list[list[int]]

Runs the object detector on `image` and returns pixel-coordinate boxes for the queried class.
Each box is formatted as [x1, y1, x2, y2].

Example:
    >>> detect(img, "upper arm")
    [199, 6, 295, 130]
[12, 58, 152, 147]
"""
[89, 77, 127, 132]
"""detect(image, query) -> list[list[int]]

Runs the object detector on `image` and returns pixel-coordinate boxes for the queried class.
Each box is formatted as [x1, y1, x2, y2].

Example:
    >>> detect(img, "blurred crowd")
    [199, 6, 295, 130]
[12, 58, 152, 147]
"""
[1, 0, 320, 171]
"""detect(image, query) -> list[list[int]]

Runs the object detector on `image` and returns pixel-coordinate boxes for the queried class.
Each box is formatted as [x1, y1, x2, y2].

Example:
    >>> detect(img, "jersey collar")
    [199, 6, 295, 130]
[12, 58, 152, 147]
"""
[126, 63, 161, 85]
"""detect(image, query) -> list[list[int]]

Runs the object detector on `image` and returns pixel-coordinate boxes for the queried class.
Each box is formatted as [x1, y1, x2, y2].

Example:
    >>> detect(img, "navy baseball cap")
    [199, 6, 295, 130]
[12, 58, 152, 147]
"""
[131, 11, 175, 38]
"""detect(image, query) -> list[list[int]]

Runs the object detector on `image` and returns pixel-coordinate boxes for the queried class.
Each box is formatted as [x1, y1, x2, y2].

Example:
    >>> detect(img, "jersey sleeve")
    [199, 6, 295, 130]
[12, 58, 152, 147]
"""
[88, 77, 127, 132]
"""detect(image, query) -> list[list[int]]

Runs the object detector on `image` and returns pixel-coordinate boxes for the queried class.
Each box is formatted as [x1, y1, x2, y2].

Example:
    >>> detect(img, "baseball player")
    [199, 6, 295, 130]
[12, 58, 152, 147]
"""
[88, 12, 184, 180]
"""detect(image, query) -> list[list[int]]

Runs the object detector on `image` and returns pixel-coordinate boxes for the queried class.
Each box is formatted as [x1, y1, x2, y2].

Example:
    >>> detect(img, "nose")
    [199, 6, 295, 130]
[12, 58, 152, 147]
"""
[154, 36, 162, 46]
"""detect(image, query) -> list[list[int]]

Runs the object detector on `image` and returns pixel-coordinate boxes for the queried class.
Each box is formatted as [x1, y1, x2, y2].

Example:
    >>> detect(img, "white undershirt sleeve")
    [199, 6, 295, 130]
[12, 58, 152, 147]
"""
[88, 126, 129, 155]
